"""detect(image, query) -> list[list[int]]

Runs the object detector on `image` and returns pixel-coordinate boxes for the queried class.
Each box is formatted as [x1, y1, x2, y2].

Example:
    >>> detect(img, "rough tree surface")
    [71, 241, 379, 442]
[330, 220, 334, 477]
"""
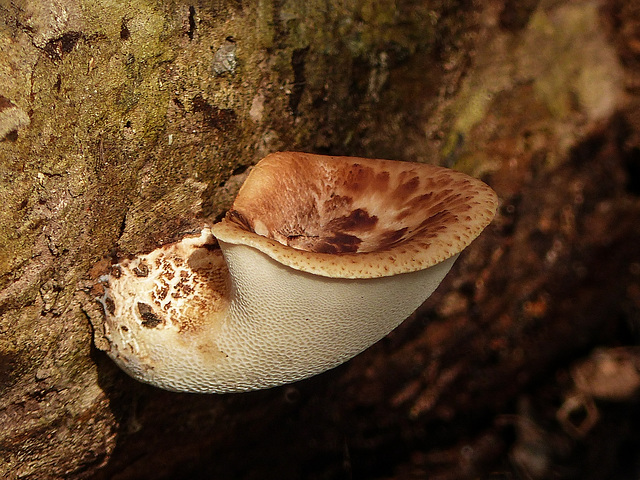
[0, 0, 639, 478]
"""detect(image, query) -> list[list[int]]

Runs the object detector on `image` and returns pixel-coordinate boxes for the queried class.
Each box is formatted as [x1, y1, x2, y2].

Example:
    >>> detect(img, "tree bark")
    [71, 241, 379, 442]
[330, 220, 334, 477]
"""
[1, 0, 639, 478]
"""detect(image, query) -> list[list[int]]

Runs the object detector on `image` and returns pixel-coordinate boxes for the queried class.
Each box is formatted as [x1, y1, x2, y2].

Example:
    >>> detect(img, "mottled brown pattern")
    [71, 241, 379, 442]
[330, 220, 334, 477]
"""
[137, 302, 164, 328]
[114, 232, 231, 334]
[228, 152, 495, 254]
[214, 152, 497, 278]
[156, 285, 169, 301]
[104, 297, 116, 315]
[133, 263, 149, 277]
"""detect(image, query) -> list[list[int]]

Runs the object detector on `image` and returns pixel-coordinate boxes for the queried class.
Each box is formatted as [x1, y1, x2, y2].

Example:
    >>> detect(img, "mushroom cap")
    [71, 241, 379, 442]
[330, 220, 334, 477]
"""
[212, 152, 498, 279]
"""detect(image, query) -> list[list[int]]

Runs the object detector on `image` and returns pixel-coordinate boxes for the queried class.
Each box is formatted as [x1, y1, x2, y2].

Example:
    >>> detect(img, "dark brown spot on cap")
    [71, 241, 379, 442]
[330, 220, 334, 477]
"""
[314, 232, 362, 254]
[137, 302, 163, 328]
[394, 175, 420, 198]
[155, 284, 169, 301]
[110, 265, 122, 279]
[133, 263, 149, 277]
[327, 208, 378, 232]
[378, 227, 409, 249]
[104, 297, 116, 315]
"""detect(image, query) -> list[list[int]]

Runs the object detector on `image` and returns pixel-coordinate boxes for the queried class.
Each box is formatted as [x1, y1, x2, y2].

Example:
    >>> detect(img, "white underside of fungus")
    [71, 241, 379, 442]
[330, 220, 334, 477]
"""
[98, 152, 498, 393]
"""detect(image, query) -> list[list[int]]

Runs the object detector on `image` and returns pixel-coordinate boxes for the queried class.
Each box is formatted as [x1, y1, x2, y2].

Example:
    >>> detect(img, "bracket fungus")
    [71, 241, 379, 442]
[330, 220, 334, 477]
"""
[98, 152, 497, 393]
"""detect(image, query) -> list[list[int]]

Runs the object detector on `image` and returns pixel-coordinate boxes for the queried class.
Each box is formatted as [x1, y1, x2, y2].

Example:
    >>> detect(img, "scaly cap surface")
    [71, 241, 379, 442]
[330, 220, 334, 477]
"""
[213, 152, 498, 278]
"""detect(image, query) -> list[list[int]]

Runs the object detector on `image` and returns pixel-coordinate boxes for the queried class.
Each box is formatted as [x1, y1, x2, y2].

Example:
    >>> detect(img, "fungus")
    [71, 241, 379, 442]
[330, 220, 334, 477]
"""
[98, 152, 498, 393]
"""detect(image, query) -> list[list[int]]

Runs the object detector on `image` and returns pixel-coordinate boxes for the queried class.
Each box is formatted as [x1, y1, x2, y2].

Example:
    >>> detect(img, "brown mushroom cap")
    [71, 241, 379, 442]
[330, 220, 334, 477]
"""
[212, 152, 498, 279]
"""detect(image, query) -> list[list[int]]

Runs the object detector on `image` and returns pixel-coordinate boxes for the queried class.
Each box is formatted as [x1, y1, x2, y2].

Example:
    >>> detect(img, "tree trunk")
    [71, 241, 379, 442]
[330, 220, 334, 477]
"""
[1, 0, 639, 478]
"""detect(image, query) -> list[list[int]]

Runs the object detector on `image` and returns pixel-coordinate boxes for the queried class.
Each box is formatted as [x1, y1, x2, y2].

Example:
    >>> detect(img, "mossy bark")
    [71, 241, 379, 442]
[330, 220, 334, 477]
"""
[0, 0, 639, 478]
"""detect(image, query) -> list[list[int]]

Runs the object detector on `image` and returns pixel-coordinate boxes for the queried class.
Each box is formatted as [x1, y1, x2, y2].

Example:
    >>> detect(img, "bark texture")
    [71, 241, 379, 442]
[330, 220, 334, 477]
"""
[0, 0, 639, 478]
